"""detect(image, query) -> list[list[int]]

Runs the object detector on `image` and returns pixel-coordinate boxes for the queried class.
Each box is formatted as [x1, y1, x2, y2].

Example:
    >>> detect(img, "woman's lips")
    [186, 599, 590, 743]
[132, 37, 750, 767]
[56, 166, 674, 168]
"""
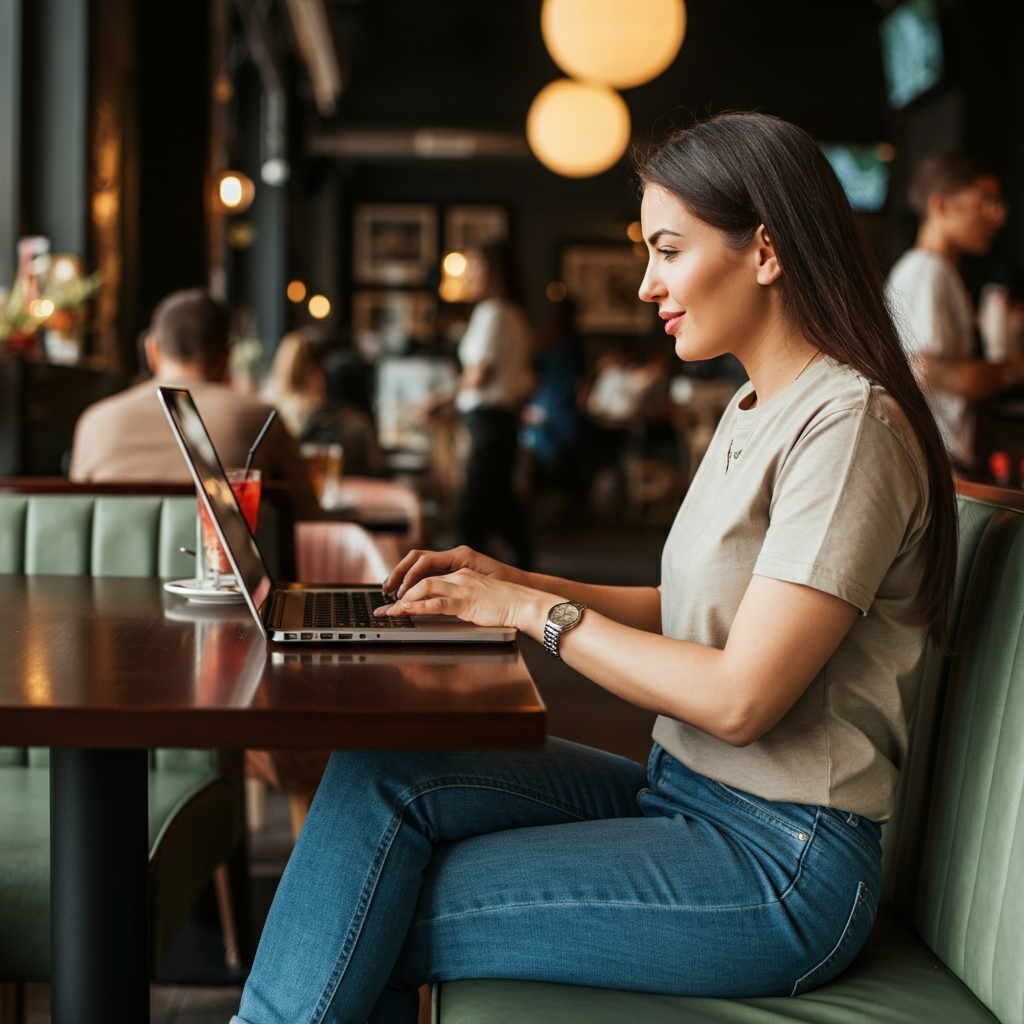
[661, 312, 684, 335]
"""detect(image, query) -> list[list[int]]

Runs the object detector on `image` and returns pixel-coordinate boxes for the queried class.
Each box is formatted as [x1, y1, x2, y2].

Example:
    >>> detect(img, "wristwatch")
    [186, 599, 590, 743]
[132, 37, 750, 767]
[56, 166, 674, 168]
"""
[543, 601, 587, 660]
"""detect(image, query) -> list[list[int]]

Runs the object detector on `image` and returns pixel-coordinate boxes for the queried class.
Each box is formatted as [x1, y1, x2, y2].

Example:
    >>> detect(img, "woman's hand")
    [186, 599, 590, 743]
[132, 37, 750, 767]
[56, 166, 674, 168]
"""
[382, 545, 520, 601]
[376, 567, 557, 638]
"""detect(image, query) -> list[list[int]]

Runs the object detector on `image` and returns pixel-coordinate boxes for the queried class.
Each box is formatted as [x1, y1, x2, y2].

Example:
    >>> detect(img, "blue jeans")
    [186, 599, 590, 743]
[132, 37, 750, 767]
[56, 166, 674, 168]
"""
[232, 739, 881, 1024]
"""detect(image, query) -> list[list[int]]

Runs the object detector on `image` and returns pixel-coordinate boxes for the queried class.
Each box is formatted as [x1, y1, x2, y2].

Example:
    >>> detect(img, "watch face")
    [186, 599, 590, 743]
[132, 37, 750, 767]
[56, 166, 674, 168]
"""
[549, 603, 581, 627]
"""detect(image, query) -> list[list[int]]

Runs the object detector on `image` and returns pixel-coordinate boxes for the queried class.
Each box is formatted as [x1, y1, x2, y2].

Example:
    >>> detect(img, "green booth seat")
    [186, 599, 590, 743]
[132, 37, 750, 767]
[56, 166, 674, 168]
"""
[436, 494, 1024, 1024]
[0, 484, 283, 985]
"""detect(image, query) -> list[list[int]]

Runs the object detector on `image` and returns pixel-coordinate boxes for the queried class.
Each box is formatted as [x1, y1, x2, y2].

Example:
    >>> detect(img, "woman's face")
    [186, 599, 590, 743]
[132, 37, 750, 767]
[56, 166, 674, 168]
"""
[639, 185, 775, 363]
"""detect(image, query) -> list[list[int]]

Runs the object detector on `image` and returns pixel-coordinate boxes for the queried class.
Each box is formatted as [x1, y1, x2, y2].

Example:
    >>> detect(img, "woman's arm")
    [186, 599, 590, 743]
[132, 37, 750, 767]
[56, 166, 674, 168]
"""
[383, 547, 663, 633]
[380, 570, 858, 747]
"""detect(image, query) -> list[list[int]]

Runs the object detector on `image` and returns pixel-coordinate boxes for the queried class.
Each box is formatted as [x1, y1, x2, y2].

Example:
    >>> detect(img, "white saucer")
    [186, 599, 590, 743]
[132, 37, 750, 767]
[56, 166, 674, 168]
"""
[163, 578, 247, 604]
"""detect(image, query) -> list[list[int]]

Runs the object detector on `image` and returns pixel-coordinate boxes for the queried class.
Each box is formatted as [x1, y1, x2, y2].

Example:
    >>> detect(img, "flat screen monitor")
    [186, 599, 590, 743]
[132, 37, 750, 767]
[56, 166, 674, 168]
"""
[880, 0, 944, 109]
[820, 144, 891, 213]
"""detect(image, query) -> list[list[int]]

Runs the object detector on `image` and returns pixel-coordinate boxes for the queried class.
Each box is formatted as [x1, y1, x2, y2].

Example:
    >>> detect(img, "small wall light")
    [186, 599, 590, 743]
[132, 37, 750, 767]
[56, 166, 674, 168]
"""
[218, 171, 255, 213]
[287, 280, 307, 303]
[308, 294, 331, 319]
[546, 281, 567, 302]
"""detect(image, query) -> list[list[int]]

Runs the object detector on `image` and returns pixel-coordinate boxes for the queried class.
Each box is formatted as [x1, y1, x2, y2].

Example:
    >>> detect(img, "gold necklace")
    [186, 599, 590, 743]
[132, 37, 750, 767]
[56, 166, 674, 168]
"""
[793, 350, 821, 382]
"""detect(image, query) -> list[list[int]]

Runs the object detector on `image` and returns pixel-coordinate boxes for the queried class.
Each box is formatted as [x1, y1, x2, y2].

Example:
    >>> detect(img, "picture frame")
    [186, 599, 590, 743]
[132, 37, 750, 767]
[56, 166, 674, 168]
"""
[353, 204, 438, 285]
[352, 290, 437, 360]
[375, 356, 459, 453]
[561, 244, 655, 335]
[444, 205, 508, 252]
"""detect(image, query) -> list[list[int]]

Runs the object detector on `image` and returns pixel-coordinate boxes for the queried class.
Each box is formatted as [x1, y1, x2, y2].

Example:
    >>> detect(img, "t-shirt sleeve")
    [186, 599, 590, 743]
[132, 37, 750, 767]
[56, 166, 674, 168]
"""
[886, 259, 959, 359]
[753, 409, 923, 613]
[457, 301, 500, 368]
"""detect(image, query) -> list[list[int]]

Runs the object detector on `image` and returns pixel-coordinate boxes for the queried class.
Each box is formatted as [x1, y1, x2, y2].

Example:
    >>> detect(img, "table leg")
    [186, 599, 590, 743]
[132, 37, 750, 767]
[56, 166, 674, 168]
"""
[50, 749, 150, 1024]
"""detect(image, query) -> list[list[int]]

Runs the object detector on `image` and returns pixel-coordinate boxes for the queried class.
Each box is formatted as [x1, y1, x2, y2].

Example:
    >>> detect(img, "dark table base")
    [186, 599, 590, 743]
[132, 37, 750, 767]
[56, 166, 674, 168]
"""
[50, 749, 150, 1024]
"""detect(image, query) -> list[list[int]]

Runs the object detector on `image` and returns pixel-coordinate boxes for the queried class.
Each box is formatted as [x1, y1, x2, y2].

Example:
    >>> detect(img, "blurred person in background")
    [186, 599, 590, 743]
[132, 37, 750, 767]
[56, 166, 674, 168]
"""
[520, 296, 586, 489]
[262, 328, 328, 438]
[70, 288, 321, 520]
[455, 243, 534, 569]
[300, 330, 386, 477]
[886, 151, 1024, 471]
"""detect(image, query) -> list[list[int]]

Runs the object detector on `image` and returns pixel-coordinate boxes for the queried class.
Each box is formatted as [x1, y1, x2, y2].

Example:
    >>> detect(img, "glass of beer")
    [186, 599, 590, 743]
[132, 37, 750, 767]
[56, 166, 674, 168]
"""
[300, 443, 344, 507]
[196, 469, 261, 588]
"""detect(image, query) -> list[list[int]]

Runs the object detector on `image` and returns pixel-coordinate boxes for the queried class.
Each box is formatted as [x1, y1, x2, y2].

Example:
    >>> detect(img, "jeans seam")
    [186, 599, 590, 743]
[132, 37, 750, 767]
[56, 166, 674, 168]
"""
[709, 780, 814, 840]
[790, 881, 876, 995]
[310, 776, 596, 1021]
[818, 812, 879, 862]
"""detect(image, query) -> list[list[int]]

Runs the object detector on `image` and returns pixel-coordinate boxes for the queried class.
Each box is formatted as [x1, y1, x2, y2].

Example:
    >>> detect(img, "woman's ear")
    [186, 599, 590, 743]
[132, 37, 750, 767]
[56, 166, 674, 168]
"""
[753, 224, 782, 286]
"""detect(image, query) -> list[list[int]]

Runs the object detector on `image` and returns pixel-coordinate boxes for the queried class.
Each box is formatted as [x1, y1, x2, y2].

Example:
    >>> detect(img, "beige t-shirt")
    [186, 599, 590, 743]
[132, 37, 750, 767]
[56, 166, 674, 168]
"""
[654, 357, 931, 821]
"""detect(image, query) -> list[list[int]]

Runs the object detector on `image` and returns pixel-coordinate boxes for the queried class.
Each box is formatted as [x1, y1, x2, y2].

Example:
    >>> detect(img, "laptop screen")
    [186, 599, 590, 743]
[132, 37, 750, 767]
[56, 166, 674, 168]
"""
[158, 387, 273, 632]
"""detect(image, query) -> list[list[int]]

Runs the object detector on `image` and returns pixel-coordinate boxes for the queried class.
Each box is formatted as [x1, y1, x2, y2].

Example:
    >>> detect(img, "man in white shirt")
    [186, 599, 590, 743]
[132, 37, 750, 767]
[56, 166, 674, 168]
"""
[885, 151, 1024, 470]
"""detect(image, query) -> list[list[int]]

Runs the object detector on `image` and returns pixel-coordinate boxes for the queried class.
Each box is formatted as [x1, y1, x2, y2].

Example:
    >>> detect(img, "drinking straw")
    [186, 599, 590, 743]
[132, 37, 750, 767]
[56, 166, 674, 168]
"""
[245, 409, 278, 477]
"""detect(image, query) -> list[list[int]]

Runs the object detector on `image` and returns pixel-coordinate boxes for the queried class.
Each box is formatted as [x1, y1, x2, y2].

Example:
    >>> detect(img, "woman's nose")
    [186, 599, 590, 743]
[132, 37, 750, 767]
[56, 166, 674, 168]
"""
[638, 260, 662, 304]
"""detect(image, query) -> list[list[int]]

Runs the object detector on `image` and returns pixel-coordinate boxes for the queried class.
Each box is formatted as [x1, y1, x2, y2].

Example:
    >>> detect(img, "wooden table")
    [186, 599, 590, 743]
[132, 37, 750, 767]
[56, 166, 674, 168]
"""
[0, 575, 545, 1024]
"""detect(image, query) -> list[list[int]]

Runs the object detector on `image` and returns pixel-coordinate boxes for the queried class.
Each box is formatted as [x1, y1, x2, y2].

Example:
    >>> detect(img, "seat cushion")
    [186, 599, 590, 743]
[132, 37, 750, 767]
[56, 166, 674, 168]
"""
[437, 903, 996, 1024]
[0, 762, 232, 981]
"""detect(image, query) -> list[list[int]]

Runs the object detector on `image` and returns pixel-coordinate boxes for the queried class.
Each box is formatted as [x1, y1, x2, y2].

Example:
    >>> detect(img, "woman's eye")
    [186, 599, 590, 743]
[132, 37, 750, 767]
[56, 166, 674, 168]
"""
[657, 248, 678, 258]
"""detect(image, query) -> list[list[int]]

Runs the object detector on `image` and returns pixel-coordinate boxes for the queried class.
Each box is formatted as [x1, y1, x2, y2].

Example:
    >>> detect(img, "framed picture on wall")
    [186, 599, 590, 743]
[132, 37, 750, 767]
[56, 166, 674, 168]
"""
[561, 244, 655, 335]
[352, 290, 437, 360]
[353, 204, 438, 285]
[444, 205, 508, 252]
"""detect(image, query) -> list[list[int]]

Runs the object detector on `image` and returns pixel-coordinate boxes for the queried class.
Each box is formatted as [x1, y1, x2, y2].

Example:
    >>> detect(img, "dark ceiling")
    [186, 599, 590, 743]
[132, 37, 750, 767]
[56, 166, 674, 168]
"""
[329, 0, 888, 144]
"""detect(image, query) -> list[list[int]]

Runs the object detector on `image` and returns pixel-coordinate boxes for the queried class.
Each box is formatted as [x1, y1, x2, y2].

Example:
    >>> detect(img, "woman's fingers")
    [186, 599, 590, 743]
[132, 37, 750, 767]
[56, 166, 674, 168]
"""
[383, 546, 492, 598]
[383, 549, 455, 598]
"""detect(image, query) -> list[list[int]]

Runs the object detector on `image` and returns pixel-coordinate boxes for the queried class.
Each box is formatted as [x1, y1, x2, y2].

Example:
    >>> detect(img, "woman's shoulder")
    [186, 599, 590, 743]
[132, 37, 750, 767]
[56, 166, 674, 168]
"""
[811, 361, 928, 493]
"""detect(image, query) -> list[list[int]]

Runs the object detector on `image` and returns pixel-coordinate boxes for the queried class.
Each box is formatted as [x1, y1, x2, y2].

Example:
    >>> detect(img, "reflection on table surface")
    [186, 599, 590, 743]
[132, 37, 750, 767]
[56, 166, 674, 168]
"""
[0, 575, 545, 750]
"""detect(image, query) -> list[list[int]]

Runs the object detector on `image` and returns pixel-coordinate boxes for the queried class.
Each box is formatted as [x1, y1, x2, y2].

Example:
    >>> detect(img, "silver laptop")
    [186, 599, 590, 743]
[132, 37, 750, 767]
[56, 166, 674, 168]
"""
[158, 386, 516, 645]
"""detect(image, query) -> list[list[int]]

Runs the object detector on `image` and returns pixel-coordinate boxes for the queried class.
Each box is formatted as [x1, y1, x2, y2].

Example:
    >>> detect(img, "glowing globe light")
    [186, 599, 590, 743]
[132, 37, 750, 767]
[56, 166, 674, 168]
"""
[308, 294, 331, 319]
[443, 251, 468, 277]
[217, 171, 255, 212]
[287, 280, 307, 303]
[29, 298, 55, 320]
[527, 79, 631, 178]
[541, 0, 686, 90]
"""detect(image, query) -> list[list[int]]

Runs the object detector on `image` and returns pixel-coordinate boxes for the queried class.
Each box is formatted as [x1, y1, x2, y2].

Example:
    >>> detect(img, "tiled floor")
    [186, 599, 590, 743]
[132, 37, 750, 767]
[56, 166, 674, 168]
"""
[20, 525, 663, 1022]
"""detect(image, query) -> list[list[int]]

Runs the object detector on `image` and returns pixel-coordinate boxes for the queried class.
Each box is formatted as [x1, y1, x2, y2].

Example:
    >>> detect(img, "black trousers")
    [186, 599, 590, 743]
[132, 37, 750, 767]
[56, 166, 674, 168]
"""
[458, 407, 532, 570]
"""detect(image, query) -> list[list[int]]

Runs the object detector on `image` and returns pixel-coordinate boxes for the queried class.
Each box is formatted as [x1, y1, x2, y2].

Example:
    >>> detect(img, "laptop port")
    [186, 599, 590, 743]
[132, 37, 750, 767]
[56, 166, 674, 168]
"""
[337, 633, 352, 639]
[284, 633, 298, 640]
[320, 633, 333, 640]
[300, 633, 313, 640]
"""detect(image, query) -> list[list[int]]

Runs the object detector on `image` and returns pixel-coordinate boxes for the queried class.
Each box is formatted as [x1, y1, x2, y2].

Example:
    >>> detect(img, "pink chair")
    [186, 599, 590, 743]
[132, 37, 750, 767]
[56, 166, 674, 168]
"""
[327, 477, 423, 557]
[294, 520, 392, 585]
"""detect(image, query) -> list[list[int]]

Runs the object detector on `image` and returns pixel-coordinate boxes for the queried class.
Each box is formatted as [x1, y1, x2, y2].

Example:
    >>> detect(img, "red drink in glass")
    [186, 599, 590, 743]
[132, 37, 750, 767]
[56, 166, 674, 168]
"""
[198, 469, 261, 577]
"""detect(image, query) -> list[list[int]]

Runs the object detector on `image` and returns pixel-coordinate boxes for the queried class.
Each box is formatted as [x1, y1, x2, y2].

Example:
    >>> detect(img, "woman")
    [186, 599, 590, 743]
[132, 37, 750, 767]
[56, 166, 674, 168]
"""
[261, 329, 328, 438]
[455, 242, 535, 569]
[231, 113, 955, 1024]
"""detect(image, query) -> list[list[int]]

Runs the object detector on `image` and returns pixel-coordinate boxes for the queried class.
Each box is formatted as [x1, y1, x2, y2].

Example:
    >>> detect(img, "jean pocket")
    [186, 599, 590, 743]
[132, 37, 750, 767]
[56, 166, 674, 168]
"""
[790, 881, 876, 996]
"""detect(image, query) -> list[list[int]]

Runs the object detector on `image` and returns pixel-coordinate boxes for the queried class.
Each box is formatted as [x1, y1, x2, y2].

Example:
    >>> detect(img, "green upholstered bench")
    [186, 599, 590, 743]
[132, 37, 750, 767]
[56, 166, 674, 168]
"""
[0, 486, 257, 985]
[435, 493, 1023, 1024]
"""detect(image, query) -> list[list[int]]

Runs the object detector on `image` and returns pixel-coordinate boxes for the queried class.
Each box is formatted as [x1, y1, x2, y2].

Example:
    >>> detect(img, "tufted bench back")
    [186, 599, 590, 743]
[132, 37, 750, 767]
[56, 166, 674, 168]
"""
[912, 507, 1024, 1023]
[0, 493, 197, 578]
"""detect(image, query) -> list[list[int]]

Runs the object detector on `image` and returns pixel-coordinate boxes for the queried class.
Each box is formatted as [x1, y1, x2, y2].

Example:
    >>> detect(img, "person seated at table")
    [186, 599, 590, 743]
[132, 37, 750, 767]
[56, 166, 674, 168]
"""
[229, 113, 955, 1024]
[885, 150, 1024, 472]
[69, 288, 320, 520]
[261, 328, 329, 438]
[300, 331, 387, 478]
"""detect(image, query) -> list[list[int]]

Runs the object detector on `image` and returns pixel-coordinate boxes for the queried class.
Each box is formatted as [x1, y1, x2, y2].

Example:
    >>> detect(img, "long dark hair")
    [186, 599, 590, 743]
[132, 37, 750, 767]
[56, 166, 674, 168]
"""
[640, 112, 956, 647]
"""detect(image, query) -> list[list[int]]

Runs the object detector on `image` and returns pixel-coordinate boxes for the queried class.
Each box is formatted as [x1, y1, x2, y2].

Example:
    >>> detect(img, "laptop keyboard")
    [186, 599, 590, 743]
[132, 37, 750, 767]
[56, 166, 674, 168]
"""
[302, 590, 414, 630]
